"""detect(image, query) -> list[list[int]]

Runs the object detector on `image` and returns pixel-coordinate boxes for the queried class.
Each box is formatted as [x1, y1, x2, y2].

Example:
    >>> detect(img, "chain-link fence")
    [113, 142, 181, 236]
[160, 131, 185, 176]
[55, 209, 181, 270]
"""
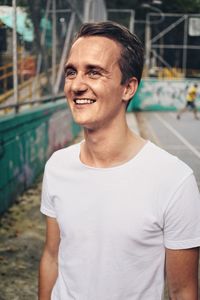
[135, 13, 200, 79]
[108, 11, 200, 80]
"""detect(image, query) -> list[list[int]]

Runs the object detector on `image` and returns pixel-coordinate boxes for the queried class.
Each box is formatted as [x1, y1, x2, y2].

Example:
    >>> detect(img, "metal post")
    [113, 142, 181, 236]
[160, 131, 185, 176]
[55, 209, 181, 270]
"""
[66, 0, 83, 22]
[84, 0, 91, 22]
[36, 0, 51, 76]
[182, 15, 188, 78]
[54, 12, 75, 94]
[12, 0, 18, 112]
[108, 9, 135, 33]
[145, 13, 151, 76]
[129, 10, 135, 33]
[32, 0, 51, 100]
[52, 0, 56, 93]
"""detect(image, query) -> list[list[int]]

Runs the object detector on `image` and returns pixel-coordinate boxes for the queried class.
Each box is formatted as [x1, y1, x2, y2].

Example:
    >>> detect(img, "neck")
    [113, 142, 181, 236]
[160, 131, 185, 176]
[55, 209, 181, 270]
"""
[80, 116, 145, 168]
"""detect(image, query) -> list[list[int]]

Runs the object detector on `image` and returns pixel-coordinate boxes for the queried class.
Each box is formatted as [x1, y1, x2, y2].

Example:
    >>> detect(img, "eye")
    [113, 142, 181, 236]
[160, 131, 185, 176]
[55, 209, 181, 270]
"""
[88, 70, 101, 78]
[65, 68, 76, 79]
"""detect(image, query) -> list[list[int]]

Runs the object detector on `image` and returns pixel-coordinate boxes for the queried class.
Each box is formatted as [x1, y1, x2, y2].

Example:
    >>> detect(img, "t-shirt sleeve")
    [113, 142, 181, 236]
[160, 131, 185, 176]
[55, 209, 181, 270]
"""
[164, 173, 200, 249]
[40, 168, 57, 218]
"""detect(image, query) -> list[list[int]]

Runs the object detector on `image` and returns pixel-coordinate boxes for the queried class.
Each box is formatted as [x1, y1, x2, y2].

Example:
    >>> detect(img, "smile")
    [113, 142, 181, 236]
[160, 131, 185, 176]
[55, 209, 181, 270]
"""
[74, 98, 96, 105]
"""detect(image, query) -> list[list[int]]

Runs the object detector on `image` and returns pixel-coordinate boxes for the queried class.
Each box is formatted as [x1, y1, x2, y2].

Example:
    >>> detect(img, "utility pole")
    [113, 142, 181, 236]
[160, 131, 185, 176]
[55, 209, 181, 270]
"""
[129, 10, 135, 33]
[142, 3, 164, 77]
[84, 0, 91, 22]
[12, 0, 18, 112]
[52, 0, 57, 94]
[145, 13, 151, 76]
[182, 15, 188, 78]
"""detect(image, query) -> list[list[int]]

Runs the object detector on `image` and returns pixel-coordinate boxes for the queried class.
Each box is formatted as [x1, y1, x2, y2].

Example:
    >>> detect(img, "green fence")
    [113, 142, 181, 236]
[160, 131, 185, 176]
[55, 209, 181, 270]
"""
[0, 100, 80, 214]
[128, 79, 200, 111]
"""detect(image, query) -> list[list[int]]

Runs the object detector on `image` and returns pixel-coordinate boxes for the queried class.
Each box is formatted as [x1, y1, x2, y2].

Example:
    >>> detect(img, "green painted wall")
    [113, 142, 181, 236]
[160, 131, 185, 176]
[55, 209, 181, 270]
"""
[0, 100, 80, 214]
[127, 79, 200, 111]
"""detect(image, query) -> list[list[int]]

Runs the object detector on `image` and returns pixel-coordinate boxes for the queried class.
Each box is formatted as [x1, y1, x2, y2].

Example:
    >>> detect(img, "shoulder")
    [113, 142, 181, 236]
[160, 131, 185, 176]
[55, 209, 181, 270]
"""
[45, 142, 81, 170]
[144, 141, 193, 186]
[143, 142, 197, 219]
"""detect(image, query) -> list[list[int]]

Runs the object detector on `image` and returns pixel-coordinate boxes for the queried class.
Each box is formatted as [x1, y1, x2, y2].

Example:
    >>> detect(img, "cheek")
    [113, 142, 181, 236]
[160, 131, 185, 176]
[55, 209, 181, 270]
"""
[89, 80, 113, 94]
[87, 79, 103, 88]
[64, 81, 71, 95]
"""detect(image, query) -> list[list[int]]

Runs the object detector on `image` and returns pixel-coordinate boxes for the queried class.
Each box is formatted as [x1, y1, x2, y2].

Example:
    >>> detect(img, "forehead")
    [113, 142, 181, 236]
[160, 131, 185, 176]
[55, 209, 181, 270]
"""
[67, 36, 121, 65]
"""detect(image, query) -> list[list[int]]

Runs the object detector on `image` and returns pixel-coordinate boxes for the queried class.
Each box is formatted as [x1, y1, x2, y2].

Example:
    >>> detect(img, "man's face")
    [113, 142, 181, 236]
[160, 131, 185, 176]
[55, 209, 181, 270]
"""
[64, 36, 128, 130]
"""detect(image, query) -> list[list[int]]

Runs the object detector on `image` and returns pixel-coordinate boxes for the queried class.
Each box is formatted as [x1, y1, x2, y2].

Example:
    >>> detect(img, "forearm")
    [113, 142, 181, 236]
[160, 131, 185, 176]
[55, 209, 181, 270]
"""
[168, 285, 198, 300]
[38, 251, 58, 300]
[166, 248, 199, 300]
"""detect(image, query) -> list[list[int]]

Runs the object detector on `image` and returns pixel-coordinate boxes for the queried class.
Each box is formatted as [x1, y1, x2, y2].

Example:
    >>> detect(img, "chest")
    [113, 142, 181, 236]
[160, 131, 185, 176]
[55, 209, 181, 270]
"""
[52, 173, 164, 253]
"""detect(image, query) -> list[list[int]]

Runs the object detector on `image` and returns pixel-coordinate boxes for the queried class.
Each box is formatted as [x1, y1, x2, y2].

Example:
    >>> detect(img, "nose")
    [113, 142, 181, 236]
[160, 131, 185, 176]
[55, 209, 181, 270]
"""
[71, 73, 88, 94]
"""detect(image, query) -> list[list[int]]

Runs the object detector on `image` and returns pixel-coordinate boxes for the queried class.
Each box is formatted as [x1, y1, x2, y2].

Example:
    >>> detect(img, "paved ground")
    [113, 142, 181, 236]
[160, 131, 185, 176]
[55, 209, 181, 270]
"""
[0, 112, 199, 299]
[0, 181, 44, 300]
[136, 111, 200, 188]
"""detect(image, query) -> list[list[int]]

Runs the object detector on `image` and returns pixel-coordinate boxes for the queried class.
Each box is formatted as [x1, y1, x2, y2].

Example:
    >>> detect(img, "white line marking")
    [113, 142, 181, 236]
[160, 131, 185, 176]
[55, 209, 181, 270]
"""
[146, 118, 162, 146]
[154, 113, 200, 160]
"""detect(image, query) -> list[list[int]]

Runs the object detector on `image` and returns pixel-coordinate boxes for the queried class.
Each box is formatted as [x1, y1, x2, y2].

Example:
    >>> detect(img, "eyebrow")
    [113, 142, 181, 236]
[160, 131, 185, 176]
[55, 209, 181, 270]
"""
[86, 64, 108, 73]
[64, 63, 75, 73]
[64, 63, 109, 74]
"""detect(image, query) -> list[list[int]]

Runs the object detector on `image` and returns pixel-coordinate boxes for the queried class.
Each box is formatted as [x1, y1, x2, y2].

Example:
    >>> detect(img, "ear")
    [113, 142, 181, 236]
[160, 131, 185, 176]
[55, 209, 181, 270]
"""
[122, 77, 138, 104]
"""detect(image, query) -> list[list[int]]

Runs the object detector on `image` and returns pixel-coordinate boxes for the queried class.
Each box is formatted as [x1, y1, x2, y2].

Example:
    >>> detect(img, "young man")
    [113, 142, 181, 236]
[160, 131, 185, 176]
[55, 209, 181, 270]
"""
[39, 21, 200, 299]
[177, 83, 199, 120]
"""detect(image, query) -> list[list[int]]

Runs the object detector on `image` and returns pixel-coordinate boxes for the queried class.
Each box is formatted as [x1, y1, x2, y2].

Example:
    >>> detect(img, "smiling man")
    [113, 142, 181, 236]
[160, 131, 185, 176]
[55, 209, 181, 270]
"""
[39, 22, 200, 300]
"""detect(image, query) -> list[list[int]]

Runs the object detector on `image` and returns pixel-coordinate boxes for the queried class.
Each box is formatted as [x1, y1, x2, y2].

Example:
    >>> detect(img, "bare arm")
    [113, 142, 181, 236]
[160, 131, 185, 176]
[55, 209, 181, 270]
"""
[166, 247, 199, 299]
[39, 216, 60, 300]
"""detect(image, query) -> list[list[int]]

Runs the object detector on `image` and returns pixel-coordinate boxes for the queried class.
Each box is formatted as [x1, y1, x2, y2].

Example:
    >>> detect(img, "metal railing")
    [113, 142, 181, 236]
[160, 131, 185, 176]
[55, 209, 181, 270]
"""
[0, 93, 65, 114]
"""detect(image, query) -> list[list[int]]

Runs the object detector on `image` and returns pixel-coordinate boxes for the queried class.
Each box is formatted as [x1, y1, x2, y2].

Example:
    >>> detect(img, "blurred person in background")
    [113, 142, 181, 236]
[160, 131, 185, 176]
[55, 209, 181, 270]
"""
[177, 83, 199, 120]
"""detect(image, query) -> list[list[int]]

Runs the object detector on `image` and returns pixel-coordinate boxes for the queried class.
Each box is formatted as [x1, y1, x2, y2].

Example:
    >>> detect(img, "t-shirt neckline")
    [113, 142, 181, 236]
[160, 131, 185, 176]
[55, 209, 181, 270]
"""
[77, 140, 150, 171]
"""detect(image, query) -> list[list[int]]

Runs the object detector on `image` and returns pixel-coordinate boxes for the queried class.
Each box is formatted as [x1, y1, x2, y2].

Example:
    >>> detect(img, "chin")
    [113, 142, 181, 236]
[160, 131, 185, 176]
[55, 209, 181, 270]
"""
[72, 117, 91, 127]
[71, 112, 93, 124]
[75, 119, 98, 130]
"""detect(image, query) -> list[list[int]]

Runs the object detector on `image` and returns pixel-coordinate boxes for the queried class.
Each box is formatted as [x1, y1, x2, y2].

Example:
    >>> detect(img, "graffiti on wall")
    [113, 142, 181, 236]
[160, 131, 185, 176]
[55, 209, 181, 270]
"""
[30, 123, 47, 163]
[0, 101, 81, 214]
[47, 109, 73, 156]
[134, 79, 200, 111]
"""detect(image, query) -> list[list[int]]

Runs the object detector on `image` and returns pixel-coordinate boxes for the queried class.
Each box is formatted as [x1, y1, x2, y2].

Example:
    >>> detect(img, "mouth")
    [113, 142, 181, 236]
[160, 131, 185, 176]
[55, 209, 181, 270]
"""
[74, 98, 96, 105]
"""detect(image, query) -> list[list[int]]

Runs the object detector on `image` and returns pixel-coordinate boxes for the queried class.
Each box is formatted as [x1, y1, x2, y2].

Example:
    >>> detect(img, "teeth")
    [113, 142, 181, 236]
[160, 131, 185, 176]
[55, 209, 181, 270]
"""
[74, 99, 95, 104]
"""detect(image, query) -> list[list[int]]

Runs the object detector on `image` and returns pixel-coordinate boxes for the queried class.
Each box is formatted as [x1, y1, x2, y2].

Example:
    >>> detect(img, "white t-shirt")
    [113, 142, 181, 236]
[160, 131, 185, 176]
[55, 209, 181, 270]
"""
[41, 141, 200, 300]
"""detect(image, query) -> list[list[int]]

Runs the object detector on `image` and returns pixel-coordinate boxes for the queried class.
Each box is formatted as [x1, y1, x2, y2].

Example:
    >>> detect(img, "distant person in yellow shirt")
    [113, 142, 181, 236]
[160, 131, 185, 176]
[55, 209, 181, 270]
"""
[177, 83, 199, 120]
